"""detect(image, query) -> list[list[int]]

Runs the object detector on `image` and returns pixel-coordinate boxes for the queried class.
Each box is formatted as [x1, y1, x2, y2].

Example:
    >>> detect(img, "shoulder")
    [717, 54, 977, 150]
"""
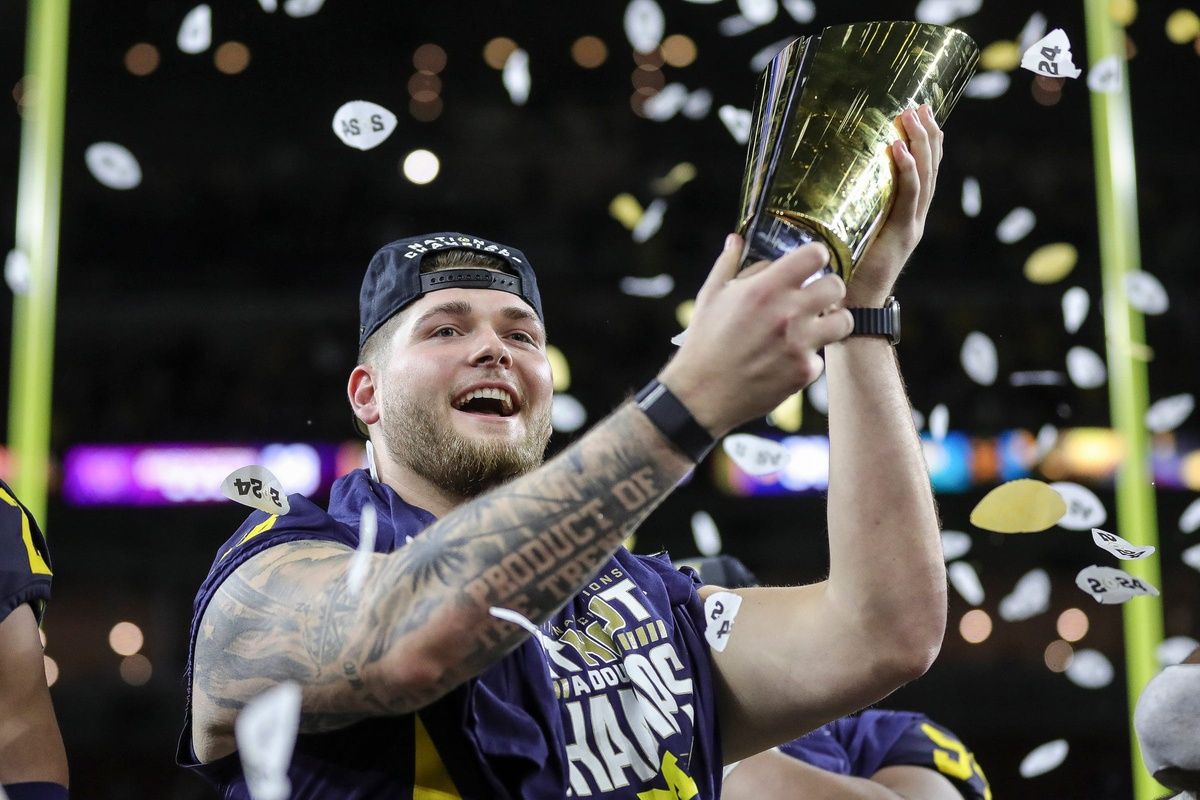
[0, 480, 53, 626]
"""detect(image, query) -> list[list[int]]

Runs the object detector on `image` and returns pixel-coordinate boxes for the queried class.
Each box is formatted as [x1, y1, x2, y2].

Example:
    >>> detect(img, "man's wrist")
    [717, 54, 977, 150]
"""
[635, 379, 717, 463]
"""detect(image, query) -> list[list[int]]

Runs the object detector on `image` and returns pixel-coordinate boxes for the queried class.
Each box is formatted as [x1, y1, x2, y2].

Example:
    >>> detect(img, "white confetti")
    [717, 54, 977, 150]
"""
[221, 465, 291, 516]
[364, 439, 379, 481]
[723, 434, 789, 476]
[1180, 498, 1200, 534]
[781, 0, 815, 23]
[1051, 482, 1106, 530]
[961, 176, 981, 217]
[960, 332, 998, 386]
[619, 274, 674, 298]
[488, 605, 542, 637]
[1009, 371, 1065, 387]
[1065, 648, 1115, 688]
[631, 198, 667, 243]
[999, 568, 1052, 622]
[1021, 29, 1083, 79]
[750, 38, 794, 74]
[258, 0, 277, 11]
[996, 207, 1037, 244]
[737, 0, 777, 25]
[1035, 423, 1059, 462]
[550, 393, 588, 433]
[807, 373, 829, 415]
[346, 505, 377, 597]
[1066, 346, 1107, 389]
[1087, 55, 1123, 93]
[1020, 739, 1069, 778]
[718, 105, 753, 145]
[703, 591, 742, 652]
[1062, 286, 1089, 334]
[670, 329, 688, 347]
[85, 142, 142, 190]
[682, 89, 713, 119]
[643, 83, 689, 121]
[1146, 394, 1194, 434]
[1076, 565, 1159, 605]
[177, 4, 212, 54]
[236, 682, 301, 800]
[911, 407, 925, 432]
[1124, 271, 1169, 315]
[5, 249, 30, 295]
[625, 0, 665, 53]
[928, 404, 950, 442]
[1184, 543, 1200, 571]
[915, 0, 982, 25]
[330, 101, 397, 152]
[941, 530, 972, 561]
[1157, 636, 1200, 668]
[502, 48, 531, 106]
[718, 15, 758, 36]
[1092, 528, 1155, 560]
[964, 71, 1011, 99]
[691, 511, 722, 556]
[948, 561, 984, 606]
[283, 0, 325, 17]
[1018, 12, 1049, 53]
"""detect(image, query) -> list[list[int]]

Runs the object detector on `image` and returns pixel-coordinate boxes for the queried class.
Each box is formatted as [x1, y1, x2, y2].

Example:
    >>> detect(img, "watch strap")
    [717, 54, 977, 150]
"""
[634, 380, 716, 464]
[848, 296, 900, 345]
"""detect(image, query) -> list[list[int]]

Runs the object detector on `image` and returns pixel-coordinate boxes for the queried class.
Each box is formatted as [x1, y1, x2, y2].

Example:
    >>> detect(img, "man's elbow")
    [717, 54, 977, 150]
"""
[885, 613, 946, 683]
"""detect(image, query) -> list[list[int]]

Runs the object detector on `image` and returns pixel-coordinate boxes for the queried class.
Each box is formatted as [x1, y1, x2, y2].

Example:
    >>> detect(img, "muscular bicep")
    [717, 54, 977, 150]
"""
[871, 765, 966, 799]
[0, 604, 68, 785]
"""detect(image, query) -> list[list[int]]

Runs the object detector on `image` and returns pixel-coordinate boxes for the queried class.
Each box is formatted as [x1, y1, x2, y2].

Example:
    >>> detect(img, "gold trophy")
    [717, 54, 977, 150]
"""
[736, 21, 979, 278]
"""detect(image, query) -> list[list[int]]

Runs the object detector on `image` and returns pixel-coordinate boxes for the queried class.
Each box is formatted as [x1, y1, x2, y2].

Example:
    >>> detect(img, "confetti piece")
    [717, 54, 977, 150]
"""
[1051, 482, 1107, 530]
[1062, 286, 1089, 334]
[929, 404, 949, 442]
[236, 681, 301, 800]
[1020, 740, 1069, 777]
[768, 392, 803, 432]
[1166, 9, 1200, 44]
[999, 568, 1051, 622]
[1076, 565, 1158, 604]
[670, 330, 688, 347]
[1180, 498, 1200, 534]
[941, 530, 972, 561]
[781, 0, 815, 23]
[970, 479, 1066, 533]
[737, 0, 777, 25]
[651, 162, 698, 195]
[1087, 55, 1123, 93]
[807, 373, 828, 415]
[719, 105, 753, 144]
[330, 101, 397, 151]
[704, 591, 742, 651]
[948, 561, 984, 606]
[631, 198, 667, 243]
[346, 505, 377, 597]
[911, 407, 925, 432]
[364, 439, 379, 481]
[221, 465, 291, 516]
[283, 0, 325, 17]
[1018, 12, 1049, 53]
[1109, 0, 1137, 26]
[961, 176, 981, 217]
[979, 40, 1021, 71]
[750, 38, 794, 73]
[1185, 543, 1200, 571]
[996, 207, 1036, 244]
[914, 0, 982, 25]
[625, 0, 665, 53]
[1146, 393, 1194, 433]
[1024, 242, 1078, 284]
[1034, 423, 1059, 462]
[1065, 346, 1107, 389]
[177, 5, 212, 54]
[258, 0, 277, 11]
[643, 83, 689, 121]
[1157, 636, 1200, 667]
[1092, 527, 1155, 560]
[550, 393, 587, 433]
[964, 71, 1010, 99]
[502, 48, 531, 106]
[691, 511, 722, 556]
[718, 15, 758, 36]
[620, 274, 674, 298]
[546, 346, 571, 392]
[1124, 271, 1169, 315]
[609, 193, 644, 230]
[676, 299, 694, 329]
[1065, 648, 1115, 687]
[723, 434, 789, 476]
[960, 332, 998, 386]
[85, 142, 142, 190]
[489, 605, 542, 637]
[682, 89, 712, 119]
[1021, 29, 1083, 79]
[5, 249, 30, 295]
[1009, 371, 1066, 387]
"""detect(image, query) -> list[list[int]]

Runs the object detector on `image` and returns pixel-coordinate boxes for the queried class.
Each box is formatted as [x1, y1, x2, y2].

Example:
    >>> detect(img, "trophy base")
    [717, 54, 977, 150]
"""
[739, 215, 834, 280]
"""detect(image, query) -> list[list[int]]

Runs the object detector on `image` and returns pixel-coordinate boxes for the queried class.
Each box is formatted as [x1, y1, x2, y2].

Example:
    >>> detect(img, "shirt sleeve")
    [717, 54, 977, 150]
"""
[0, 481, 53, 627]
[868, 712, 992, 800]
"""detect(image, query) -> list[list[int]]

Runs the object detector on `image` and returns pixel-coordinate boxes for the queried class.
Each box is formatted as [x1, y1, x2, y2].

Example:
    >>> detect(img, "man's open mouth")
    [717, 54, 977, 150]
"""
[452, 386, 518, 417]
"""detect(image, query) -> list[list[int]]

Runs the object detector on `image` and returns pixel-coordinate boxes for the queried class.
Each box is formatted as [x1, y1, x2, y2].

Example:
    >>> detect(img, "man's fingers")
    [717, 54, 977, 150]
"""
[920, 104, 943, 168]
[738, 258, 773, 280]
[795, 272, 846, 313]
[698, 233, 745, 299]
[767, 241, 832, 288]
[890, 139, 920, 223]
[900, 108, 933, 212]
[812, 307, 855, 344]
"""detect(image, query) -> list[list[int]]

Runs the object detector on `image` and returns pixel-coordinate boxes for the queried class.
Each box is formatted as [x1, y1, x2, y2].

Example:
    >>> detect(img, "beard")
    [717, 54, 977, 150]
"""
[378, 381, 553, 499]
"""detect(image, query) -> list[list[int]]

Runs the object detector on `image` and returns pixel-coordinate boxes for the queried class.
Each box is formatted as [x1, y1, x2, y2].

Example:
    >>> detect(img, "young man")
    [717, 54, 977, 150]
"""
[0, 480, 69, 800]
[180, 106, 947, 797]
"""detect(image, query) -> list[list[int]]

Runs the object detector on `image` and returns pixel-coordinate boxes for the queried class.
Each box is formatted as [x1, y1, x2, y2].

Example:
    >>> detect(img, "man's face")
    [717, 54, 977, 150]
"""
[372, 285, 554, 498]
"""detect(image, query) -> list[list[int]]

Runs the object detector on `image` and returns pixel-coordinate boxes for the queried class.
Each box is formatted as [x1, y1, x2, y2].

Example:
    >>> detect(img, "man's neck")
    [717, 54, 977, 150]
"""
[370, 448, 462, 518]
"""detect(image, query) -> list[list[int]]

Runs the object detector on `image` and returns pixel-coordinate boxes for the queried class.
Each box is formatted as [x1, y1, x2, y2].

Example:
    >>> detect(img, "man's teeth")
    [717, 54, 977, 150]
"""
[456, 387, 514, 414]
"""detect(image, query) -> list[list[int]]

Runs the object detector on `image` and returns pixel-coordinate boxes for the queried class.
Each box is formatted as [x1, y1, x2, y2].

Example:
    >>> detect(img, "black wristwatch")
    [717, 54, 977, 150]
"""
[848, 296, 901, 345]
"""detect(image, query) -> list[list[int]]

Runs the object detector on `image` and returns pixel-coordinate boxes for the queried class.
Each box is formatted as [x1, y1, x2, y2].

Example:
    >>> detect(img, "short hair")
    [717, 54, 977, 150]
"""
[357, 249, 511, 366]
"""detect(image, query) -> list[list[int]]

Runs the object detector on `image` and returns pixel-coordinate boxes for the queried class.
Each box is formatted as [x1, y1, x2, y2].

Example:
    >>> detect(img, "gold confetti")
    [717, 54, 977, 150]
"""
[1024, 242, 1079, 284]
[970, 479, 1067, 533]
[1109, 0, 1137, 26]
[545, 344, 571, 392]
[767, 392, 803, 432]
[1166, 9, 1200, 44]
[609, 193, 644, 230]
[979, 40, 1021, 71]
[675, 299, 695, 329]
[651, 162, 698, 195]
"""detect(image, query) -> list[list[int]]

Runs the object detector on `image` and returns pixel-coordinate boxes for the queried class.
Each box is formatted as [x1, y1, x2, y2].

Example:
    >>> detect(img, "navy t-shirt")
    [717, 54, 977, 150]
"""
[179, 469, 722, 798]
[778, 709, 991, 799]
[0, 479, 53, 627]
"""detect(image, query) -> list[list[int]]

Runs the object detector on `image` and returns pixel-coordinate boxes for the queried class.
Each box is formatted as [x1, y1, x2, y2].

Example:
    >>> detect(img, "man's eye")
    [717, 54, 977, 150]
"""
[433, 327, 458, 337]
[510, 332, 536, 344]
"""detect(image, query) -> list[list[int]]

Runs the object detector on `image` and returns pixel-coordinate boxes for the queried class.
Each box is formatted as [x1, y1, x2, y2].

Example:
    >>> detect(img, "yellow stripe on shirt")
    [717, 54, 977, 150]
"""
[218, 514, 279, 561]
[0, 486, 51, 576]
[413, 713, 461, 800]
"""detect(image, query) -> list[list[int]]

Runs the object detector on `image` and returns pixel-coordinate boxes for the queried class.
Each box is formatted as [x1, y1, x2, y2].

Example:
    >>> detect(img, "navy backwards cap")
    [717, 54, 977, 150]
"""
[358, 232, 544, 352]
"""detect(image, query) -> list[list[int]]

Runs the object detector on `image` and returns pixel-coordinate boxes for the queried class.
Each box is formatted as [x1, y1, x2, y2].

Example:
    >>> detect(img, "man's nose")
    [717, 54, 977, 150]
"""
[469, 329, 513, 368]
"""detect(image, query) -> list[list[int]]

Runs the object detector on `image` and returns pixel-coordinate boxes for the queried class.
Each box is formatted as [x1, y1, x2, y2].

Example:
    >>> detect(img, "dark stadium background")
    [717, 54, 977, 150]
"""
[2, 1, 1199, 796]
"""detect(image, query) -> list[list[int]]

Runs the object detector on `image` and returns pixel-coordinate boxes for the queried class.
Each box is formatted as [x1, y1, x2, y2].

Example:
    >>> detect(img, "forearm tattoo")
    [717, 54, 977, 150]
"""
[193, 403, 690, 736]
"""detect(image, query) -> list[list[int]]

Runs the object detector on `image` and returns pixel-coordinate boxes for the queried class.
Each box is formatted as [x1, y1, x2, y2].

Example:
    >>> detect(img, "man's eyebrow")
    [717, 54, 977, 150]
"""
[410, 299, 544, 338]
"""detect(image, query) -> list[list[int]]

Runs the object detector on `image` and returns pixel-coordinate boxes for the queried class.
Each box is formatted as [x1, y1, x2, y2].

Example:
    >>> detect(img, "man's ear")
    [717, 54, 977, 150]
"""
[348, 365, 381, 428]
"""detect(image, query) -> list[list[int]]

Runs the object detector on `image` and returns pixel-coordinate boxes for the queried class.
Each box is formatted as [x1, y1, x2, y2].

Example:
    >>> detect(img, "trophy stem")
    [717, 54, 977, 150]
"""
[739, 213, 825, 271]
